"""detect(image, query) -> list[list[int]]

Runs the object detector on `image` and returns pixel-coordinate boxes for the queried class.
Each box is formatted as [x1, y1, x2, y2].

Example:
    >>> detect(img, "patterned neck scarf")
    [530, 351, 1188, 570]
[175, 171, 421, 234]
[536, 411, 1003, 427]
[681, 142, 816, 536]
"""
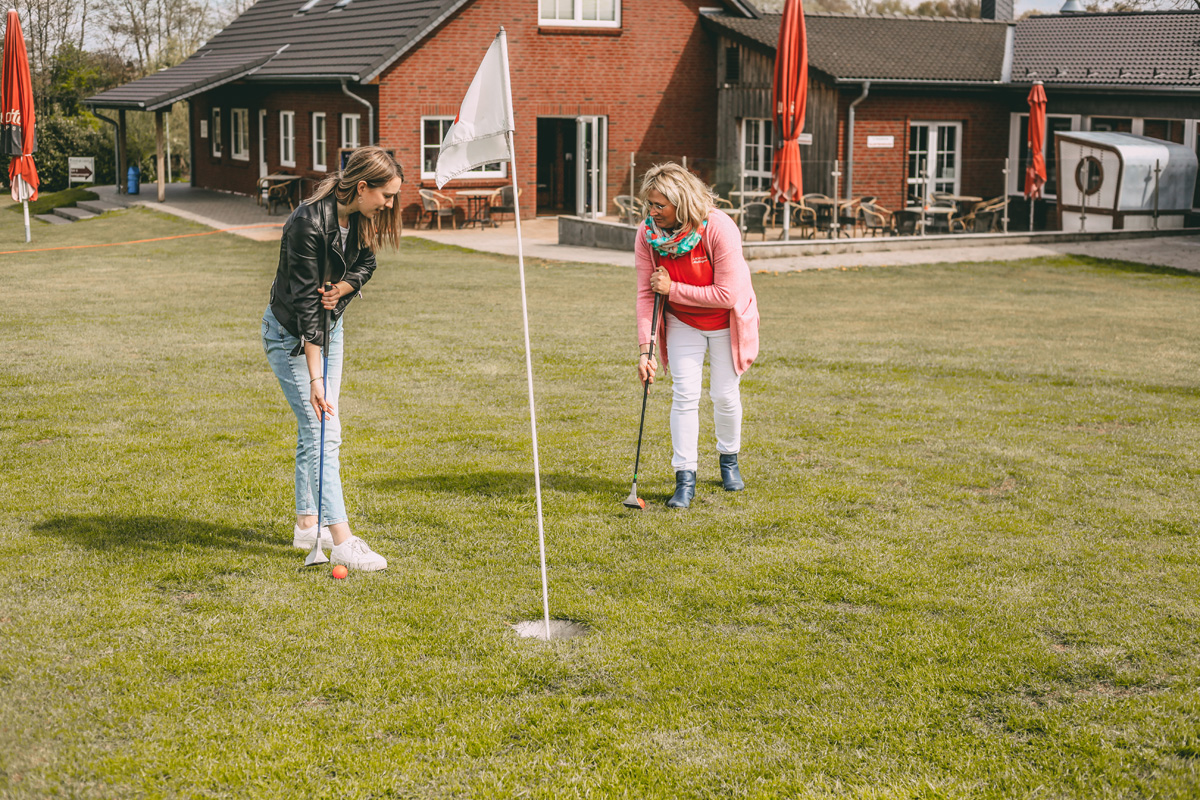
[645, 218, 707, 258]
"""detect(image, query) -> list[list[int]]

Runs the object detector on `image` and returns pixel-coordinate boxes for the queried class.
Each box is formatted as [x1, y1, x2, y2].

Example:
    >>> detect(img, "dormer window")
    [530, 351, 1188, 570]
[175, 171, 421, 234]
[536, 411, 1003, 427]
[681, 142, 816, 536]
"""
[539, 0, 620, 28]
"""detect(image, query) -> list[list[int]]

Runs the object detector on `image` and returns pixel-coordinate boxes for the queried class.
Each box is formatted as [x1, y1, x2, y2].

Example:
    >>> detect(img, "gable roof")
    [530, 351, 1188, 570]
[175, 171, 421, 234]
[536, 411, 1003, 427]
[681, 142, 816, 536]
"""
[1011, 11, 1200, 88]
[88, 0, 760, 109]
[83, 48, 284, 111]
[702, 12, 1012, 84]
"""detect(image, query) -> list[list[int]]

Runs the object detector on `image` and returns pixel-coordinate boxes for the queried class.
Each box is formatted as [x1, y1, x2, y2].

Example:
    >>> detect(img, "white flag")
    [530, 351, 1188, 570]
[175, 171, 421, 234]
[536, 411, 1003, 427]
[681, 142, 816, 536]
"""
[435, 33, 514, 188]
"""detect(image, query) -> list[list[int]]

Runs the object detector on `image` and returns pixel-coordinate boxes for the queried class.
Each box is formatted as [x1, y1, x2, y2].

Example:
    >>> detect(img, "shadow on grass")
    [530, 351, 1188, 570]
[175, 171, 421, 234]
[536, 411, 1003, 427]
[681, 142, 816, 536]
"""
[375, 469, 629, 497]
[31, 514, 282, 554]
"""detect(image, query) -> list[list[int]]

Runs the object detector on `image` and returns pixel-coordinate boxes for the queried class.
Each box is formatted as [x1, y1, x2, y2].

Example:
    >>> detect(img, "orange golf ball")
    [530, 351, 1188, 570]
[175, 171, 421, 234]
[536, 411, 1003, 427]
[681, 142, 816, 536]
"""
[331, 565, 348, 580]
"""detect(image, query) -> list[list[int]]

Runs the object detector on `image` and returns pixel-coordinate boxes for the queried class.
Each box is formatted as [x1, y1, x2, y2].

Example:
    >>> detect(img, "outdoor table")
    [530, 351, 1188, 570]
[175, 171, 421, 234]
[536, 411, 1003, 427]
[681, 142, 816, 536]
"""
[939, 194, 983, 216]
[455, 189, 497, 228]
[901, 205, 954, 234]
[803, 196, 855, 238]
[257, 173, 302, 215]
[728, 190, 770, 207]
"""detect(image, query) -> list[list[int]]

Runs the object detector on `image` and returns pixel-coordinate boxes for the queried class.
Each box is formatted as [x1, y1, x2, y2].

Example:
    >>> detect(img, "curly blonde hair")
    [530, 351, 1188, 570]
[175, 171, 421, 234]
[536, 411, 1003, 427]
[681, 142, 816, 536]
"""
[638, 162, 716, 231]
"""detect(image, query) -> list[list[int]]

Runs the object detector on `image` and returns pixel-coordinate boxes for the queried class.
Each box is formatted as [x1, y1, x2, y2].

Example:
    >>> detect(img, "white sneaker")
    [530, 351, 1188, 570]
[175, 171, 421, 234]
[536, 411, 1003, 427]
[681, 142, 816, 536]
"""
[331, 536, 388, 572]
[292, 524, 334, 550]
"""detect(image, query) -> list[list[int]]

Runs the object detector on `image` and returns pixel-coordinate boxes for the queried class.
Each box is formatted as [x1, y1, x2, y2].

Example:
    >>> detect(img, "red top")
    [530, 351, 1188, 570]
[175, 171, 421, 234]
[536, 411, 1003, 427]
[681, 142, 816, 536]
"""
[657, 241, 730, 331]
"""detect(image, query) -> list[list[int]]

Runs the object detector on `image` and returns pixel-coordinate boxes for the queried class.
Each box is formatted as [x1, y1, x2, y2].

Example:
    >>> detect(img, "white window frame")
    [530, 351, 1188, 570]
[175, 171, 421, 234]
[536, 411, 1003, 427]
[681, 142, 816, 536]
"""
[312, 112, 327, 171]
[907, 121, 963, 203]
[279, 110, 296, 168]
[340, 113, 361, 150]
[210, 107, 222, 157]
[538, 0, 620, 28]
[420, 116, 506, 180]
[1006, 113, 1081, 197]
[740, 118, 773, 192]
[231, 108, 250, 161]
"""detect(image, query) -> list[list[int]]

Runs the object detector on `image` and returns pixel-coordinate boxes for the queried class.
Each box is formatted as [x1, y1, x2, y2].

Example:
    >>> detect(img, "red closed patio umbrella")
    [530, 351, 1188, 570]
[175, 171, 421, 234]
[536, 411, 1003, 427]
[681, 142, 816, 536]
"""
[770, 0, 807, 240]
[2, 9, 39, 242]
[1024, 80, 1047, 232]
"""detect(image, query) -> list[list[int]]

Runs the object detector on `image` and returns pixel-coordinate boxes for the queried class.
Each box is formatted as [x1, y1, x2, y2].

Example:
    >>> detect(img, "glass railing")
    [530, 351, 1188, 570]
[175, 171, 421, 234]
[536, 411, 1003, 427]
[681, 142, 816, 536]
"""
[595, 152, 1194, 237]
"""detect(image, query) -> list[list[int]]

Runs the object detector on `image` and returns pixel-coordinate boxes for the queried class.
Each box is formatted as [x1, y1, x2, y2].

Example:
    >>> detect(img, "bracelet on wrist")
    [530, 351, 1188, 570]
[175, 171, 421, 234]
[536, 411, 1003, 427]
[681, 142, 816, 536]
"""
[310, 377, 322, 383]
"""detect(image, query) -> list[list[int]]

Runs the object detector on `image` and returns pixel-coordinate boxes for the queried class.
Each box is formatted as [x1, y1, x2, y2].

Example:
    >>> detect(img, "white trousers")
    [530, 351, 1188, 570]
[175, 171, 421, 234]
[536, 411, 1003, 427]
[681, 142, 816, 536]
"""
[666, 314, 742, 472]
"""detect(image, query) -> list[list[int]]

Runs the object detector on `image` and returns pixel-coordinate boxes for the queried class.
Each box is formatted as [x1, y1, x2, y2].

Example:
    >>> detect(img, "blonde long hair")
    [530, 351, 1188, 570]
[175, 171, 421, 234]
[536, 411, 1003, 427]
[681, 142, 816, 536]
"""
[638, 162, 717, 232]
[305, 145, 404, 252]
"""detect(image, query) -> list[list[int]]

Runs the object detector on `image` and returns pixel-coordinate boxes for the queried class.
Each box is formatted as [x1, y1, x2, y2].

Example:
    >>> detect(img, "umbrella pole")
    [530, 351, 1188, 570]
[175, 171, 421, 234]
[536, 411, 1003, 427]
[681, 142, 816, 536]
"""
[22, 200, 31, 243]
[783, 200, 790, 241]
[1029, 197, 1035, 233]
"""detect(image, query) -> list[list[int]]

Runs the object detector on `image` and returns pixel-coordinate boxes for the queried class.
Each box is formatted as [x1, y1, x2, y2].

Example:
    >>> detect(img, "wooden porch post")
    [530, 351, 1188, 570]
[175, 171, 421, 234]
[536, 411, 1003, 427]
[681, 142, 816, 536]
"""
[117, 110, 128, 195]
[156, 111, 166, 202]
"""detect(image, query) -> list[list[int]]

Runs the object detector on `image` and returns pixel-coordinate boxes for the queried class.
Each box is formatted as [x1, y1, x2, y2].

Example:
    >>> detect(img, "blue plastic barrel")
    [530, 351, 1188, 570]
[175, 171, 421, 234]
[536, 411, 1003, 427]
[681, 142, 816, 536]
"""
[127, 165, 141, 195]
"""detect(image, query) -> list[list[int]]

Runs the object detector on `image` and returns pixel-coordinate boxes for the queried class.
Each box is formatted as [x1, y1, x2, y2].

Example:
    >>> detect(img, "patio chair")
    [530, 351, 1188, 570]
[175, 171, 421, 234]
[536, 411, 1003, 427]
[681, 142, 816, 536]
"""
[488, 185, 521, 226]
[418, 188, 455, 230]
[741, 202, 771, 240]
[837, 197, 865, 237]
[859, 202, 894, 236]
[613, 194, 644, 224]
[788, 200, 817, 238]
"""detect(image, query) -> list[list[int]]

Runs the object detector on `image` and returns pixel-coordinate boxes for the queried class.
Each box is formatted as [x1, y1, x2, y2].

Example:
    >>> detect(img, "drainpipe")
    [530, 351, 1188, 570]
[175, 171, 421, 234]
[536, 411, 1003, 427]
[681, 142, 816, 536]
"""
[341, 79, 375, 146]
[845, 81, 870, 200]
[93, 110, 123, 194]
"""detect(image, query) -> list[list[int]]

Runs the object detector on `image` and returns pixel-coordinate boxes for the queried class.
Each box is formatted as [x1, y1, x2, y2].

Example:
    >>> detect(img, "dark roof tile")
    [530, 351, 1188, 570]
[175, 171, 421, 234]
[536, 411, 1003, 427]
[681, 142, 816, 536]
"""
[703, 12, 1010, 83]
[1011, 11, 1200, 87]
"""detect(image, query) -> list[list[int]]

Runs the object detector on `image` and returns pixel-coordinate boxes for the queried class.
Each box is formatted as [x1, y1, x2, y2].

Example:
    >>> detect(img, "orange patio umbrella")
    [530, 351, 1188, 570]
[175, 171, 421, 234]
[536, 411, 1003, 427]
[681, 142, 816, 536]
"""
[2, 9, 39, 242]
[1024, 80, 1047, 231]
[771, 0, 807, 240]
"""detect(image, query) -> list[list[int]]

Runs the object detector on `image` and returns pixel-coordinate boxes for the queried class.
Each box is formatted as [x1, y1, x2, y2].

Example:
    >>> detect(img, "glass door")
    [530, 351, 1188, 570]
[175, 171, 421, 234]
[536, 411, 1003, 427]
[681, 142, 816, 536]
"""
[575, 116, 607, 217]
[907, 122, 961, 205]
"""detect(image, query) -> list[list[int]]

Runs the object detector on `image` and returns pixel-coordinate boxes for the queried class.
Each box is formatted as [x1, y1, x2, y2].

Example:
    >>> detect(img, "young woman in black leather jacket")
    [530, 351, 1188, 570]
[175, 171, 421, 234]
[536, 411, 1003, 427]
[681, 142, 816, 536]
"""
[262, 146, 403, 572]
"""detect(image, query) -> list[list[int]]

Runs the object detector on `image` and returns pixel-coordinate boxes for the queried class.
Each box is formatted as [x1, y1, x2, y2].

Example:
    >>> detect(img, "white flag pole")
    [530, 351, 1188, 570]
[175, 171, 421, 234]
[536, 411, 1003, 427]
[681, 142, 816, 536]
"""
[497, 29, 552, 640]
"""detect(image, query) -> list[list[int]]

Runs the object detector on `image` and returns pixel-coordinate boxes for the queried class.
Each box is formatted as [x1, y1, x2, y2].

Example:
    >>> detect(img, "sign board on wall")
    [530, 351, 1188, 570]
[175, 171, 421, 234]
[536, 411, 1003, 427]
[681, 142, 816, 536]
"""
[199, 120, 208, 138]
[798, 133, 813, 146]
[68, 157, 95, 185]
[867, 136, 895, 149]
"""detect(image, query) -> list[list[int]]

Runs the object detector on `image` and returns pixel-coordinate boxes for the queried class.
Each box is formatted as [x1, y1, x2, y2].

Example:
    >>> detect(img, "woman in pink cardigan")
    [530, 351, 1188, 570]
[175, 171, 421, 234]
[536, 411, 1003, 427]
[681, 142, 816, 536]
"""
[636, 163, 760, 509]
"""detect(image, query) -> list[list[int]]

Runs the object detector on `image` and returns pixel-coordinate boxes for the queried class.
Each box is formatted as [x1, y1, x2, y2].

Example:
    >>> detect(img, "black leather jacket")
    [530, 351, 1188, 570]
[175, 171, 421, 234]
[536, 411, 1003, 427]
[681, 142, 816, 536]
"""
[269, 194, 377, 355]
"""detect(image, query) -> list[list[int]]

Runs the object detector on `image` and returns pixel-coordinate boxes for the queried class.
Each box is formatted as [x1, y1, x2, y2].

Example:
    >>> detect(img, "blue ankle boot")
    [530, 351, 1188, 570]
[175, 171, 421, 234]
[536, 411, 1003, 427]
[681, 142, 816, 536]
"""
[719, 453, 744, 491]
[666, 470, 696, 508]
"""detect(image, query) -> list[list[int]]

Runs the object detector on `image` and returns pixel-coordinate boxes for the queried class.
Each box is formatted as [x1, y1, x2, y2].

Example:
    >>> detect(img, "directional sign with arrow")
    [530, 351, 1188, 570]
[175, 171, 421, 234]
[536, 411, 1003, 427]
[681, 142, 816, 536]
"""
[68, 156, 94, 184]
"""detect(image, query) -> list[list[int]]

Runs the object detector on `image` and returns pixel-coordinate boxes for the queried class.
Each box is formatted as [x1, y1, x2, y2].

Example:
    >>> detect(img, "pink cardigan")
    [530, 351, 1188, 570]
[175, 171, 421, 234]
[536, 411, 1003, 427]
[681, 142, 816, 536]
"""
[636, 209, 760, 375]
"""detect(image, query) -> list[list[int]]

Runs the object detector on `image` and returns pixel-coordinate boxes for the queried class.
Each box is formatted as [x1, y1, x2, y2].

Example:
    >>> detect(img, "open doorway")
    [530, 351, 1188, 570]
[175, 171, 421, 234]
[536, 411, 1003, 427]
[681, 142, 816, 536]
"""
[537, 118, 575, 216]
[536, 116, 607, 217]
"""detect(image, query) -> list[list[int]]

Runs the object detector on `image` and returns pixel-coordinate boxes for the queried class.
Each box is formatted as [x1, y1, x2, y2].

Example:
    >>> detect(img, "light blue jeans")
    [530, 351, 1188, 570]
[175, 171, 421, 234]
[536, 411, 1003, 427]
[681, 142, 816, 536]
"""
[262, 306, 347, 526]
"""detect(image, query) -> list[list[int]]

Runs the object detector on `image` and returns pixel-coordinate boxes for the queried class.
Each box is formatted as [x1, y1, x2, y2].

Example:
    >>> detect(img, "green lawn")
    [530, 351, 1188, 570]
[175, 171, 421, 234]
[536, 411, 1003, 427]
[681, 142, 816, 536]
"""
[1, 207, 1198, 798]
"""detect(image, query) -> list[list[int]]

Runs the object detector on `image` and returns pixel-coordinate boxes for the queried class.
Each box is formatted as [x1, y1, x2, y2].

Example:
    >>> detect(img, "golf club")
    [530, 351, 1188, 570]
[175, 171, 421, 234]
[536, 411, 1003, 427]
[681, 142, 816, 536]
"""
[623, 290, 665, 510]
[304, 281, 333, 567]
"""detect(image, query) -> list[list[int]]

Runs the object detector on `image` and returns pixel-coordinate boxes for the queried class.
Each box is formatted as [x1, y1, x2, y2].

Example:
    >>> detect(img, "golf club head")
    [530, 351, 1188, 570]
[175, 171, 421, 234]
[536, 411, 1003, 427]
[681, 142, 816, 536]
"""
[303, 541, 330, 567]
[622, 486, 646, 510]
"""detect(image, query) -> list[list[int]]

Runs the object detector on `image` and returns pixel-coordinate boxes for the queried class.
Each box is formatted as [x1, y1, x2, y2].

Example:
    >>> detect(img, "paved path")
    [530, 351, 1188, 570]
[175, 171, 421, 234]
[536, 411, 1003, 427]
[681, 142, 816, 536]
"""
[95, 184, 1200, 273]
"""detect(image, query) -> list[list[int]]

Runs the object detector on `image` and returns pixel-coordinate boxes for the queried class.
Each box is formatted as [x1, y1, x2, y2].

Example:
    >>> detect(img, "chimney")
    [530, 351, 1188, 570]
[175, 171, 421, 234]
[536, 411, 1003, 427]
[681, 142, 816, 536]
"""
[981, 0, 1013, 20]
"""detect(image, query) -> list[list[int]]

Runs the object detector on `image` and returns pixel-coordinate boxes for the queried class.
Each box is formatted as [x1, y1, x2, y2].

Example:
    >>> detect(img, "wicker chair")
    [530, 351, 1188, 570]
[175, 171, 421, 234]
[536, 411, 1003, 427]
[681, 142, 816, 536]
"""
[614, 194, 644, 224]
[418, 188, 455, 230]
[741, 202, 771, 240]
[859, 202, 894, 236]
[488, 185, 521, 226]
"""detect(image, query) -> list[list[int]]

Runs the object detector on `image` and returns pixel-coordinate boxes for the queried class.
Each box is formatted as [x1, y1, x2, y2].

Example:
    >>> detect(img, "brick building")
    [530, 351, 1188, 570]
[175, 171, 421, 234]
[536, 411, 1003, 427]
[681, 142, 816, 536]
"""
[86, 0, 759, 224]
[702, 8, 1200, 227]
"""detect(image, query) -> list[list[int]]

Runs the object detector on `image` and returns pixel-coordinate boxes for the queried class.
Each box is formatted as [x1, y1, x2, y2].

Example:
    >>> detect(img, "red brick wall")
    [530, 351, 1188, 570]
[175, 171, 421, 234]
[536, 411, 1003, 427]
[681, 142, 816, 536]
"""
[378, 0, 719, 222]
[192, 85, 379, 198]
[835, 91, 1010, 212]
